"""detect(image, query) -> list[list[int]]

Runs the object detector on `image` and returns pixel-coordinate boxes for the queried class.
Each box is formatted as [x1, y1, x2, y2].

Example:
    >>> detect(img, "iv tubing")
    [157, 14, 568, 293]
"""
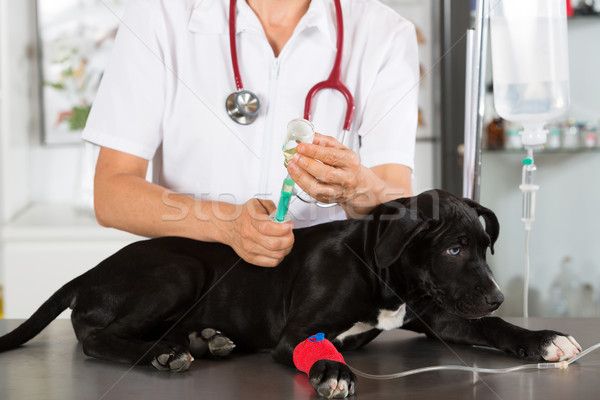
[524, 228, 530, 318]
[349, 343, 600, 380]
[521, 147, 536, 318]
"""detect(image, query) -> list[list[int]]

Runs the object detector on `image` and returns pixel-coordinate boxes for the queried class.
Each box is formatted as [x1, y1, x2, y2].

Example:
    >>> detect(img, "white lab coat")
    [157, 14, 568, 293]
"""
[82, 0, 419, 227]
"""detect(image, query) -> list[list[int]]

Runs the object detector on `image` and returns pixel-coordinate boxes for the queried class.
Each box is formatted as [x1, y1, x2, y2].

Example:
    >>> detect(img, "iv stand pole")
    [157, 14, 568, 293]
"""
[463, 0, 489, 202]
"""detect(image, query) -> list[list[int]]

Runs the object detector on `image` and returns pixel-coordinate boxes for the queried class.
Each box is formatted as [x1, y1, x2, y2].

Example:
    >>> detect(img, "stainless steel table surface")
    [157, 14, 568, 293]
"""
[1, 318, 599, 400]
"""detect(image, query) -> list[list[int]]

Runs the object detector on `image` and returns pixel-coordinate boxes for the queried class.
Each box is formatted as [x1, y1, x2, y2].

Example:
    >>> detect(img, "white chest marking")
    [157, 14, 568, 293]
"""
[375, 303, 407, 331]
[335, 304, 407, 343]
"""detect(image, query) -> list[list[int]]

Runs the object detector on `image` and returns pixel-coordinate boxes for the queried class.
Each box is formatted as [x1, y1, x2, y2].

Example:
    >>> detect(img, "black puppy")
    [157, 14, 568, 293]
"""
[0, 189, 581, 398]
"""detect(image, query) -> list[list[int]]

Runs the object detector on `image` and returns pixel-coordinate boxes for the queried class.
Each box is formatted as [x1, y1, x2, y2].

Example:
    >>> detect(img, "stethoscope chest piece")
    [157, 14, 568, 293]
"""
[226, 90, 261, 125]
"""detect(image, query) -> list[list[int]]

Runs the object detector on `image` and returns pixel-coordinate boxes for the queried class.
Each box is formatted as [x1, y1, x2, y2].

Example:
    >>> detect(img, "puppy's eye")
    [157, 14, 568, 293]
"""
[447, 247, 461, 256]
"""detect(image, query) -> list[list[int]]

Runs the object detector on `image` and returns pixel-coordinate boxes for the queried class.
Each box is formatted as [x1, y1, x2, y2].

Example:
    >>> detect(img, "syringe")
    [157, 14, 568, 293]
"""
[271, 119, 315, 223]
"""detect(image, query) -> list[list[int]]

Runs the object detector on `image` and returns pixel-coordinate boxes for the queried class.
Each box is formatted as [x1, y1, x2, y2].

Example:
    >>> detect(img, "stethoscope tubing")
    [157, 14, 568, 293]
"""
[303, 0, 355, 132]
[228, 0, 354, 131]
[229, 0, 243, 92]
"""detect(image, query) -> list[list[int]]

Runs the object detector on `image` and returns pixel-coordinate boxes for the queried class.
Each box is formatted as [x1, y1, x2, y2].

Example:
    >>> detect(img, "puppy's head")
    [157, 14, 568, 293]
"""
[372, 189, 503, 319]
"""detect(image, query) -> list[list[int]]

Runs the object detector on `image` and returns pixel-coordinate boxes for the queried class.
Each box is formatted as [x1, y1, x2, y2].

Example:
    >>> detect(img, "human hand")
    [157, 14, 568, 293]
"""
[286, 133, 382, 215]
[218, 198, 294, 267]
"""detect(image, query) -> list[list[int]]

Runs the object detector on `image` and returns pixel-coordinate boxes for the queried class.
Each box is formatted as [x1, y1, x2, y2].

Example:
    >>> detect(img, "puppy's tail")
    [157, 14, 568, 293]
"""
[0, 277, 80, 352]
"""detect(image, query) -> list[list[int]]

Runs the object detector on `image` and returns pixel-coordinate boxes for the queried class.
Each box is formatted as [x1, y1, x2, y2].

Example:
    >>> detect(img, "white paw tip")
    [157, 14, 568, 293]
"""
[543, 342, 561, 362]
[568, 335, 583, 352]
[545, 335, 581, 361]
[326, 378, 338, 390]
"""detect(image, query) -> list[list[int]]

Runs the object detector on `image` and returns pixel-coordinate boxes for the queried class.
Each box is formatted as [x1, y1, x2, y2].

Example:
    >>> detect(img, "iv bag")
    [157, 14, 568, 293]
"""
[489, 0, 571, 146]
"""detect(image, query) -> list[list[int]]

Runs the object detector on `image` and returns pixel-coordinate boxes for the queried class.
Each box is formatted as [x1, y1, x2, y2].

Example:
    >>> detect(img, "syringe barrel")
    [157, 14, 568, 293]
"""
[273, 175, 295, 223]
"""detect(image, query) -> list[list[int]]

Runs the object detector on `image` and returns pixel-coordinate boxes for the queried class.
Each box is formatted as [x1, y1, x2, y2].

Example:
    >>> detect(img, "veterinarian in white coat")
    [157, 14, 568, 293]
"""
[82, 0, 419, 267]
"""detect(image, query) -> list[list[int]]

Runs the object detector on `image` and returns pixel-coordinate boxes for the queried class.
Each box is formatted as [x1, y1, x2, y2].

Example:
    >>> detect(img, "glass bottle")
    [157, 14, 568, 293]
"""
[486, 117, 505, 149]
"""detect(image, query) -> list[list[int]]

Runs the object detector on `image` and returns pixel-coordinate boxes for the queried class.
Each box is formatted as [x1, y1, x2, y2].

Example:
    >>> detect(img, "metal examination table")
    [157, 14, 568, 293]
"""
[1, 318, 599, 400]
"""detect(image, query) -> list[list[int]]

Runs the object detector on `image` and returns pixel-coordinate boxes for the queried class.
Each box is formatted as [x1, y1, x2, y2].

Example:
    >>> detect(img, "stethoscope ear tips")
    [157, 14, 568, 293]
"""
[226, 90, 261, 125]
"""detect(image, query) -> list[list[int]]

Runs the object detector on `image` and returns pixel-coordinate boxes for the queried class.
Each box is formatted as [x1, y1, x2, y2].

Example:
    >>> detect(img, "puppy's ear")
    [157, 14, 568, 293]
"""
[374, 206, 430, 269]
[463, 198, 500, 254]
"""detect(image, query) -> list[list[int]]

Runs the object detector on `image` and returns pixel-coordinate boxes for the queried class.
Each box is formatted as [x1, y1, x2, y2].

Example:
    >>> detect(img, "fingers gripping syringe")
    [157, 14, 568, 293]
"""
[271, 119, 316, 223]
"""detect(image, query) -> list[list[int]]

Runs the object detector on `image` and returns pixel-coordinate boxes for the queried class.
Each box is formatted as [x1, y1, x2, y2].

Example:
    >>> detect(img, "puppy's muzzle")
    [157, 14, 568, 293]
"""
[455, 286, 504, 318]
[484, 288, 504, 311]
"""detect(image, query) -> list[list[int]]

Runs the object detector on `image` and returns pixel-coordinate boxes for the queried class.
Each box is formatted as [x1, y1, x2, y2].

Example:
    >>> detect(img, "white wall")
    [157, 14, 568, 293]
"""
[0, 0, 38, 317]
[567, 18, 600, 123]
[382, 0, 440, 194]
[414, 141, 437, 194]
[0, 0, 36, 222]
[0, 0, 91, 215]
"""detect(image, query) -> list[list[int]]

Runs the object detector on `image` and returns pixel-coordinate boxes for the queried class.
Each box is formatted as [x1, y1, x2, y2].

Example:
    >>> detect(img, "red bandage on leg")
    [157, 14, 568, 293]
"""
[293, 333, 345, 375]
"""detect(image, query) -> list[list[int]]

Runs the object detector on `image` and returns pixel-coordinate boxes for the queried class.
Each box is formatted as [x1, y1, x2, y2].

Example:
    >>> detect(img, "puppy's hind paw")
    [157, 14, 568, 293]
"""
[151, 349, 194, 372]
[201, 328, 236, 358]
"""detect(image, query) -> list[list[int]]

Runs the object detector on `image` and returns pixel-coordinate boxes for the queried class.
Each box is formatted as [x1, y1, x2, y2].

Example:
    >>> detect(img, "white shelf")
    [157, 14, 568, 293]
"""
[2, 202, 144, 242]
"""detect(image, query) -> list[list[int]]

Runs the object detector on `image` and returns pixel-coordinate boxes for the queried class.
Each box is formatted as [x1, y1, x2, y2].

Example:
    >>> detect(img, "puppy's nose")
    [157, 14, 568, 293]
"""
[485, 289, 504, 309]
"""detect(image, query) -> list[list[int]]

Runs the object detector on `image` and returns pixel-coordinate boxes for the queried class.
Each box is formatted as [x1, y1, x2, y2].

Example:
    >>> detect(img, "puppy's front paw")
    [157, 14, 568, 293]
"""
[309, 360, 356, 399]
[518, 331, 582, 362]
[540, 334, 582, 362]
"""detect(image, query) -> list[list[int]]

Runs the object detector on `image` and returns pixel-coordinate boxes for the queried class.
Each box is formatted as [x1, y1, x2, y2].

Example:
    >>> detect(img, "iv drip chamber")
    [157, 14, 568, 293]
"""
[520, 157, 538, 230]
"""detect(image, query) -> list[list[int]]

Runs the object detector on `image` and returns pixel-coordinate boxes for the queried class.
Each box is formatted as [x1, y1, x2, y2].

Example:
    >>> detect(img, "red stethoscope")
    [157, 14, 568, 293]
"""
[225, 0, 355, 142]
